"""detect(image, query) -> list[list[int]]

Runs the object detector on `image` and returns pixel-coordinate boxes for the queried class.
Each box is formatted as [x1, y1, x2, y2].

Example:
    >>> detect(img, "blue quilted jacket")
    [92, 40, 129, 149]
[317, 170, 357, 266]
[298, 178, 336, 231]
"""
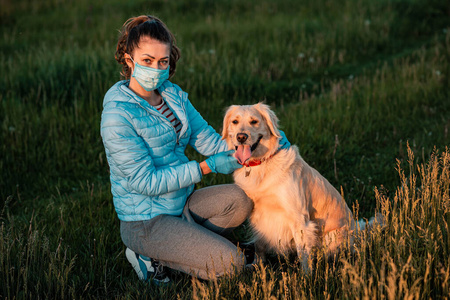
[100, 80, 228, 221]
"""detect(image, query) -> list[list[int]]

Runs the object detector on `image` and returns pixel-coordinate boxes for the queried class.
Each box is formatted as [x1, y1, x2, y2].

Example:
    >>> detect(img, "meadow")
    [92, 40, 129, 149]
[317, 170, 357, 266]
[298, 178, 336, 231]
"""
[0, 0, 449, 298]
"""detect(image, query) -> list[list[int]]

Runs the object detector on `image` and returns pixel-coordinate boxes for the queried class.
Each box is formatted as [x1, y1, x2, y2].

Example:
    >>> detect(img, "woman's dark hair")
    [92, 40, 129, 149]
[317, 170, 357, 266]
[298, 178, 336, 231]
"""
[115, 15, 180, 79]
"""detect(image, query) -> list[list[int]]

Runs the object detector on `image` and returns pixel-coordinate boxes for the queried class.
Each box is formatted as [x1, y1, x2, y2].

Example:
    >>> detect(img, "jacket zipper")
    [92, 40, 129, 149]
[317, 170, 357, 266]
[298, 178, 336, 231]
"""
[120, 84, 183, 145]
[164, 99, 185, 145]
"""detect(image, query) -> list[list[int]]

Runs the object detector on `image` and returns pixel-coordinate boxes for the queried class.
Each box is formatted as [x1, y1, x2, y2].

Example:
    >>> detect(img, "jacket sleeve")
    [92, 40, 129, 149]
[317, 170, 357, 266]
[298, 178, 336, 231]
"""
[101, 107, 203, 196]
[185, 99, 229, 156]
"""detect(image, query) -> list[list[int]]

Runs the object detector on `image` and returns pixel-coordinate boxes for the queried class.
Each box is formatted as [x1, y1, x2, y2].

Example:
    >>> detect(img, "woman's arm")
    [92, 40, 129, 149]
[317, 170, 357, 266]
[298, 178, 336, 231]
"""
[199, 161, 212, 175]
[101, 108, 203, 196]
[185, 99, 229, 156]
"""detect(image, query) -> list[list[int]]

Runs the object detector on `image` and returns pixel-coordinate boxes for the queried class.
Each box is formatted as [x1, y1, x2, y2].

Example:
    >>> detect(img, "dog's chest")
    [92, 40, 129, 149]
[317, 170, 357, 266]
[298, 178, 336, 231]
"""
[233, 167, 275, 196]
[234, 172, 289, 213]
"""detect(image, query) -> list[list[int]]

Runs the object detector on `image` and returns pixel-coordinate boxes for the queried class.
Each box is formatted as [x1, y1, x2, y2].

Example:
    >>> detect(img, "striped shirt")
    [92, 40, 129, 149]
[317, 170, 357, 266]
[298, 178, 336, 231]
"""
[154, 100, 182, 136]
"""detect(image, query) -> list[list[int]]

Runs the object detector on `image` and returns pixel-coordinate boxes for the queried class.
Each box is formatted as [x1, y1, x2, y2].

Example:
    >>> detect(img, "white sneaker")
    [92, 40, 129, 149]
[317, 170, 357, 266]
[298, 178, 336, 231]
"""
[125, 248, 170, 285]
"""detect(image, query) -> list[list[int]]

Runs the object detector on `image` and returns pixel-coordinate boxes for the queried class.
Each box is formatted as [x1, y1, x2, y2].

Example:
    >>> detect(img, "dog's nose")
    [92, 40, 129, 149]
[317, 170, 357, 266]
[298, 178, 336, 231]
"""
[237, 133, 248, 144]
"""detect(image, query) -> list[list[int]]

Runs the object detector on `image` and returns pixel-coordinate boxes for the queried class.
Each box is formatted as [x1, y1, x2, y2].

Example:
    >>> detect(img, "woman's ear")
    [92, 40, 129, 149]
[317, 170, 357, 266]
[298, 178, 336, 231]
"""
[254, 102, 281, 138]
[124, 53, 134, 71]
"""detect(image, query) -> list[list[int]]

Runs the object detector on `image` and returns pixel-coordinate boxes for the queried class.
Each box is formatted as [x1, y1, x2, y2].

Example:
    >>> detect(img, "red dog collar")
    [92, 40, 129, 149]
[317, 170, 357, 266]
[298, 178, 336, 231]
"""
[244, 160, 263, 167]
[242, 150, 279, 167]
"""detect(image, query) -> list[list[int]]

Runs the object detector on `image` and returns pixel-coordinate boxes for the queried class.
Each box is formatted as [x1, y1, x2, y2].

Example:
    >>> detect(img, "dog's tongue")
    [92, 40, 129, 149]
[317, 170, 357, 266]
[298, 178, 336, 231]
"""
[235, 145, 252, 165]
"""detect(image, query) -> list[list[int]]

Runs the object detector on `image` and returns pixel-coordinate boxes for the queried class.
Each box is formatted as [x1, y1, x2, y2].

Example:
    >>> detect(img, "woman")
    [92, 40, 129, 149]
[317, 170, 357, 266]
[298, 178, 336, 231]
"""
[101, 15, 289, 284]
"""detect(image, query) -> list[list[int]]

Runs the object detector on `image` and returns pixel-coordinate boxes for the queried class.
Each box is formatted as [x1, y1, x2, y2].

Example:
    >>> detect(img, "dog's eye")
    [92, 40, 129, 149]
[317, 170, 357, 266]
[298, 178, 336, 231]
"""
[250, 120, 258, 125]
[232, 120, 238, 124]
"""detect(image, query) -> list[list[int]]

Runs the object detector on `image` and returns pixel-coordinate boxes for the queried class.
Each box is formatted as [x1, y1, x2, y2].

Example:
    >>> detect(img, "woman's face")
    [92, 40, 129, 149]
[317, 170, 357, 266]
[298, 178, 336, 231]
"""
[126, 37, 171, 71]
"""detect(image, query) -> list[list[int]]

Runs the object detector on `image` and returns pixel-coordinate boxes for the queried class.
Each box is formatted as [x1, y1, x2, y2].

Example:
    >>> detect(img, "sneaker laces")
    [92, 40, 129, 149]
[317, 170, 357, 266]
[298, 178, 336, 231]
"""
[150, 260, 170, 284]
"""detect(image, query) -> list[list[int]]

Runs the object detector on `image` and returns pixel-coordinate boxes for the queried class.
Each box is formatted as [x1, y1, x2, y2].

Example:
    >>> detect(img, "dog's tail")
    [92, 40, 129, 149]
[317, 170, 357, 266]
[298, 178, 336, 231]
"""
[356, 212, 386, 235]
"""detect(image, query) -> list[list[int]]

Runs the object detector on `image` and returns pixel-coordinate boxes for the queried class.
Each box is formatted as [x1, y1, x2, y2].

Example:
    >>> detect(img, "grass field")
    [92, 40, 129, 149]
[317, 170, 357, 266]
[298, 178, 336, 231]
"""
[1, 0, 449, 298]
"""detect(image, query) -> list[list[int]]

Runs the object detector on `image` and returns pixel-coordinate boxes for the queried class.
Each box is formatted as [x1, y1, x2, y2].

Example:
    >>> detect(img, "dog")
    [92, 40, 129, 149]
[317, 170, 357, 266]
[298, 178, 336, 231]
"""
[222, 103, 383, 270]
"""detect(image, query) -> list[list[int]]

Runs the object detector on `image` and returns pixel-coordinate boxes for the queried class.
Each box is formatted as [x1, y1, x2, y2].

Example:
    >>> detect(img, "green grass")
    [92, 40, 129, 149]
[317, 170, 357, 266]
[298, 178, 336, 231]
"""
[1, 0, 449, 298]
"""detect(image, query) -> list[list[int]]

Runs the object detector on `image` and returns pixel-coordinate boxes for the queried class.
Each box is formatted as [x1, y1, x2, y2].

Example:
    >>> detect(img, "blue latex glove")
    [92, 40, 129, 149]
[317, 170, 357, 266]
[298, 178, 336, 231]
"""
[278, 130, 291, 150]
[205, 150, 243, 174]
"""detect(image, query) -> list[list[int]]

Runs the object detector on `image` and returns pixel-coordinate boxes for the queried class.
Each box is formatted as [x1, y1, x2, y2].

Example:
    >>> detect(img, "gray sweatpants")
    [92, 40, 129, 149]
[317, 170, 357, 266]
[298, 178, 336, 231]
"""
[120, 184, 253, 280]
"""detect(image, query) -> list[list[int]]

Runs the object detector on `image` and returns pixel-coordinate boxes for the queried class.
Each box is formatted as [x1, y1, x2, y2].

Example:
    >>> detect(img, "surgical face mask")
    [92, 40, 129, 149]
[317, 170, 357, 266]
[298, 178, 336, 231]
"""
[129, 56, 170, 91]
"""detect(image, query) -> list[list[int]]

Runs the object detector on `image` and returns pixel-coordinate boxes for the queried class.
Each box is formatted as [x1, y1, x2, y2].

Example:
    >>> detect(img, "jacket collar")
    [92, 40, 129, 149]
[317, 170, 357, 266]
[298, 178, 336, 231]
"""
[116, 80, 188, 138]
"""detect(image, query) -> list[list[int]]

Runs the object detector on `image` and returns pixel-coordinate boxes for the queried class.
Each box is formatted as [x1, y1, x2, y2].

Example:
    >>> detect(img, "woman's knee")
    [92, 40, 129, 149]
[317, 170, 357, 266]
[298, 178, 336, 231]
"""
[232, 186, 254, 216]
[208, 248, 246, 279]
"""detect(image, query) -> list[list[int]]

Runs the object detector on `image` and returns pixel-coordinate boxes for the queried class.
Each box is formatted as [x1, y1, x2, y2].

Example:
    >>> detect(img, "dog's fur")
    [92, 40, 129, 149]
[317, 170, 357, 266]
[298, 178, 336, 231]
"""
[222, 103, 382, 270]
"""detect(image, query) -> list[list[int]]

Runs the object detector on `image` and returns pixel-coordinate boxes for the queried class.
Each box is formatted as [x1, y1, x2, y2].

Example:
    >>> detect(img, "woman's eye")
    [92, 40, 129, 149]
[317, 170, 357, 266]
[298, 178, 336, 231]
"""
[160, 60, 169, 66]
[144, 59, 152, 64]
[232, 120, 238, 124]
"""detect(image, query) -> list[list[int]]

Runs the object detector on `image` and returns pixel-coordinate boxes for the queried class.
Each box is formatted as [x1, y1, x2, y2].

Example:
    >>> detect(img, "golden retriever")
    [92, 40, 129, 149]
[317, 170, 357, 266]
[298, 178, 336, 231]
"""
[222, 103, 382, 270]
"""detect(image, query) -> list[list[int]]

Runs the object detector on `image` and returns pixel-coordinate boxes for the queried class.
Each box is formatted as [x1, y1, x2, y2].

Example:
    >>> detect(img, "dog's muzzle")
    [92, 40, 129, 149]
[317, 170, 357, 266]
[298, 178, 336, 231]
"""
[234, 135, 263, 165]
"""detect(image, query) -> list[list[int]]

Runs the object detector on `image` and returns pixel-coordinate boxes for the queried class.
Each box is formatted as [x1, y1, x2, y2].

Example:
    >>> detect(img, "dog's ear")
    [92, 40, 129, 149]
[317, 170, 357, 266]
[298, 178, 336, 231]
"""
[254, 103, 281, 138]
[222, 105, 237, 139]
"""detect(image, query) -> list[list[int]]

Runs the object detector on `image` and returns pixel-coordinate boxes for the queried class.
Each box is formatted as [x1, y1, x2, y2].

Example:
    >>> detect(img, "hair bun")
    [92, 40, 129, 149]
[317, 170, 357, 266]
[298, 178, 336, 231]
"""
[114, 15, 180, 80]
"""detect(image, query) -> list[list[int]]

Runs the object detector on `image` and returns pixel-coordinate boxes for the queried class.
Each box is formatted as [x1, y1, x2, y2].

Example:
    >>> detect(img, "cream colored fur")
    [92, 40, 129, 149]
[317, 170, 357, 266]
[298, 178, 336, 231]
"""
[222, 103, 381, 271]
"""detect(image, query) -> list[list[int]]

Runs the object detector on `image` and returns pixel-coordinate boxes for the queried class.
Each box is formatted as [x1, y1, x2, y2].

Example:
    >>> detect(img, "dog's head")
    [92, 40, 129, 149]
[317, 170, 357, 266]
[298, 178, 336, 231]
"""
[222, 103, 281, 165]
